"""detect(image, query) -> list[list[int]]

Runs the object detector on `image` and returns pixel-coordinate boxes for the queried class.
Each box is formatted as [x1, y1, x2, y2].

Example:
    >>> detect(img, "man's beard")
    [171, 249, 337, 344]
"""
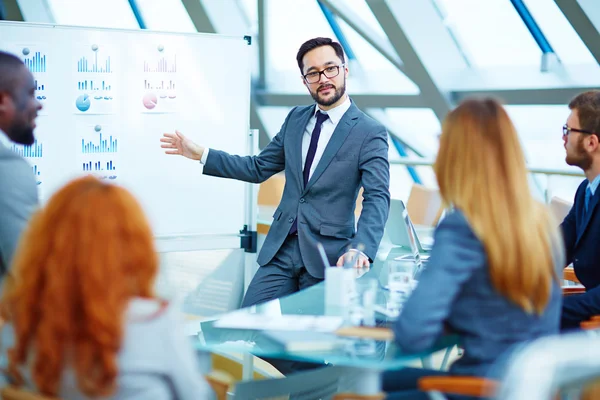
[7, 123, 35, 145]
[310, 77, 346, 107]
[566, 136, 593, 170]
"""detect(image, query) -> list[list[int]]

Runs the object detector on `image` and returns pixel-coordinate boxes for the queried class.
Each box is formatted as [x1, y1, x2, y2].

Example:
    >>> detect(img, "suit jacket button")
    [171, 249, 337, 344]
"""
[300, 198, 305, 203]
[288, 218, 294, 223]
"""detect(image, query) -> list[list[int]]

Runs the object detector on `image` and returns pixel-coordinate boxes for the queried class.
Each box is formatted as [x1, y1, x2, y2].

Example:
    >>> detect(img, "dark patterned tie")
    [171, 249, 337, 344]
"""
[289, 110, 330, 235]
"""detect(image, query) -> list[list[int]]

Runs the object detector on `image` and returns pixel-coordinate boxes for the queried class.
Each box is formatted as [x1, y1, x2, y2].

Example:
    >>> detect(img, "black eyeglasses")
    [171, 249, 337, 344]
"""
[563, 124, 598, 136]
[303, 64, 345, 84]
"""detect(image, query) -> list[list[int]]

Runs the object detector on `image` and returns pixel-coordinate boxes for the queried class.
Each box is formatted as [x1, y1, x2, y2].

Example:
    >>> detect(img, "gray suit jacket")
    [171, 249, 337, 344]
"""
[393, 210, 563, 378]
[0, 141, 38, 276]
[203, 102, 390, 278]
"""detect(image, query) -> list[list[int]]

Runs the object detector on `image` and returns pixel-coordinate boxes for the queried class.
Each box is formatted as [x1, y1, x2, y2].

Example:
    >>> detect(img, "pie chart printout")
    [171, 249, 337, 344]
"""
[76, 94, 91, 112]
[143, 92, 157, 110]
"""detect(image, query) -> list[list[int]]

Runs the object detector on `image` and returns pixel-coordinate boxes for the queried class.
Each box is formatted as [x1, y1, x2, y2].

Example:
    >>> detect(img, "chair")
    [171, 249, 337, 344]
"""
[420, 331, 600, 400]
[257, 173, 285, 207]
[563, 266, 585, 296]
[406, 184, 443, 227]
[0, 386, 61, 400]
[549, 196, 573, 225]
[206, 366, 382, 400]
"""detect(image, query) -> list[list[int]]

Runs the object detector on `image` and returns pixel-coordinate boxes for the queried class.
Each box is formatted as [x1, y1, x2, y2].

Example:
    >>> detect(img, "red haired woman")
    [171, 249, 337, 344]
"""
[0, 176, 210, 399]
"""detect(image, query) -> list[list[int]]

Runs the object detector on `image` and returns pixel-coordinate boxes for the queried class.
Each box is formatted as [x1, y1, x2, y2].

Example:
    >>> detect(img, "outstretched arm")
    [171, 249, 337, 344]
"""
[161, 107, 296, 184]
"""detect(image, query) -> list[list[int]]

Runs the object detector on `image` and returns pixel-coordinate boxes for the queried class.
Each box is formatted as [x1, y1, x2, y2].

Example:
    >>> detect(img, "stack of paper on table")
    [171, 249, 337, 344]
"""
[213, 313, 344, 333]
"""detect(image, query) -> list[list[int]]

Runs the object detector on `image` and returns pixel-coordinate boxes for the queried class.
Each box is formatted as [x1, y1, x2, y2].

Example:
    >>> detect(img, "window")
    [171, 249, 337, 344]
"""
[434, 0, 542, 67]
[523, 0, 597, 65]
[135, 0, 196, 33]
[266, 0, 335, 73]
[47, 0, 139, 29]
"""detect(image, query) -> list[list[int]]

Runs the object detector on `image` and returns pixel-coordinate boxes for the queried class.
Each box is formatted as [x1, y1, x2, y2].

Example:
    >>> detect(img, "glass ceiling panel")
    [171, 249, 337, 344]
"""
[266, 0, 336, 72]
[47, 0, 139, 29]
[433, 0, 542, 67]
[238, 0, 258, 33]
[135, 0, 196, 33]
[336, 18, 419, 94]
[342, 0, 387, 37]
[523, 0, 596, 65]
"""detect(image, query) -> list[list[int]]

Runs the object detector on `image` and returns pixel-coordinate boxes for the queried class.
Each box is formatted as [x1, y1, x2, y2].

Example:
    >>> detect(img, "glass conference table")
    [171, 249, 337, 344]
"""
[189, 252, 458, 396]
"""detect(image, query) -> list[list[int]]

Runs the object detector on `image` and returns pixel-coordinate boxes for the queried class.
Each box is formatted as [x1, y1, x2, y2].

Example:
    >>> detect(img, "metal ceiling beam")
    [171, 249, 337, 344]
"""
[196, 0, 249, 35]
[257, 0, 266, 89]
[451, 86, 597, 104]
[366, 0, 453, 120]
[555, 0, 600, 65]
[14, 0, 53, 22]
[318, 0, 406, 77]
[180, 0, 216, 33]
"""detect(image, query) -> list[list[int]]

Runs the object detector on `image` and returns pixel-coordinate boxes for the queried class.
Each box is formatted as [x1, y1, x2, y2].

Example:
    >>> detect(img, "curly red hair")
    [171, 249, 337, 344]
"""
[1, 176, 158, 397]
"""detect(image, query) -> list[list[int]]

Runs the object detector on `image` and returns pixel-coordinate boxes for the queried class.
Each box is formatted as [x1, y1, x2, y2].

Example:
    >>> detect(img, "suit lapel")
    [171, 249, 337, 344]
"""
[577, 186, 600, 245]
[289, 105, 315, 190]
[303, 103, 360, 194]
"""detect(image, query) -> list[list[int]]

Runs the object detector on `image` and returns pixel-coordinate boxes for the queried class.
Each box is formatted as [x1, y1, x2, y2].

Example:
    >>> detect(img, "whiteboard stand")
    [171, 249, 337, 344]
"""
[243, 129, 260, 294]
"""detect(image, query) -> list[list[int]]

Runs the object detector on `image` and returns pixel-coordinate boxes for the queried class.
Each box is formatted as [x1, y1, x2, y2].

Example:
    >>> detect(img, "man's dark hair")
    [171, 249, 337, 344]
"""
[296, 37, 345, 73]
[0, 51, 25, 95]
[569, 90, 600, 136]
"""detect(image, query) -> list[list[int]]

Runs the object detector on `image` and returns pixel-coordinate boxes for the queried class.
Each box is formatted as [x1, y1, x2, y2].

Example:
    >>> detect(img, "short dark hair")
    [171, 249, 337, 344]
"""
[296, 37, 345, 73]
[0, 51, 25, 95]
[569, 91, 600, 136]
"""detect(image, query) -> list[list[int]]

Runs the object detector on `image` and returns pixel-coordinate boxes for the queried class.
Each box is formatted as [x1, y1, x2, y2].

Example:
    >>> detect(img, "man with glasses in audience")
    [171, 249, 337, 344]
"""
[0, 51, 42, 278]
[161, 37, 390, 308]
[560, 90, 600, 330]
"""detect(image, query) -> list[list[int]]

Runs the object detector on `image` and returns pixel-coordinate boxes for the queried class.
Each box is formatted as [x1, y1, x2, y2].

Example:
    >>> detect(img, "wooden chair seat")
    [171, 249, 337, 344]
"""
[418, 376, 497, 398]
[0, 386, 61, 400]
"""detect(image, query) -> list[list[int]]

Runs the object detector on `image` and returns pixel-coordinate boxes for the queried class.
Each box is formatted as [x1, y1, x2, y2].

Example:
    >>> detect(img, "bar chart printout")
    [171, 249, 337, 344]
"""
[32, 164, 41, 185]
[82, 132, 117, 153]
[78, 80, 112, 91]
[82, 160, 117, 180]
[144, 55, 176, 73]
[22, 49, 47, 73]
[10, 140, 43, 157]
[82, 160, 116, 171]
[77, 44, 112, 73]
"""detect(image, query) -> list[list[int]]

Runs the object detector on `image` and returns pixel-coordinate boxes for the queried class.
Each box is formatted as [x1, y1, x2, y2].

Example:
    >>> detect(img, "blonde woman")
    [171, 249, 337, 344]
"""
[383, 98, 564, 399]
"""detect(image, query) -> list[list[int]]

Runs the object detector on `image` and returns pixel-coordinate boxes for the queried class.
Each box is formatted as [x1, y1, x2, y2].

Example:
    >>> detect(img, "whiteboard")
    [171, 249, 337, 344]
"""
[0, 22, 252, 241]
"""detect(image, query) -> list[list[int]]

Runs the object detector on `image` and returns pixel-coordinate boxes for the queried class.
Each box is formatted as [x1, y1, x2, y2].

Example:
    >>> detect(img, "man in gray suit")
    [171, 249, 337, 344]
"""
[161, 37, 390, 307]
[0, 51, 42, 276]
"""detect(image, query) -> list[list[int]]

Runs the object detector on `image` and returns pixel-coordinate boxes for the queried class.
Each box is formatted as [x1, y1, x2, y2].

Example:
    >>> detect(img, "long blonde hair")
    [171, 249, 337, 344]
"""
[434, 98, 559, 314]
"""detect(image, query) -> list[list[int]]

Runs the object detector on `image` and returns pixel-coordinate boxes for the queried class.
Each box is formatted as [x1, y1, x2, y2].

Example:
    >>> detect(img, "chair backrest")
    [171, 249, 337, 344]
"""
[0, 386, 61, 400]
[406, 184, 442, 227]
[257, 174, 285, 206]
[231, 366, 345, 400]
[496, 331, 600, 400]
[549, 196, 573, 225]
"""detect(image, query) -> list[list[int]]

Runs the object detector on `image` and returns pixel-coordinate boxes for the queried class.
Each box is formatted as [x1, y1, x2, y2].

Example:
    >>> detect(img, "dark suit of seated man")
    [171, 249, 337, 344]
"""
[560, 90, 600, 330]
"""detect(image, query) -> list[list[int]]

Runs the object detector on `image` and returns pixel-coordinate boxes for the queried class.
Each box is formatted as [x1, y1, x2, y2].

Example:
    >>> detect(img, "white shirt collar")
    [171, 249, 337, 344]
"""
[314, 95, 351, 124]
